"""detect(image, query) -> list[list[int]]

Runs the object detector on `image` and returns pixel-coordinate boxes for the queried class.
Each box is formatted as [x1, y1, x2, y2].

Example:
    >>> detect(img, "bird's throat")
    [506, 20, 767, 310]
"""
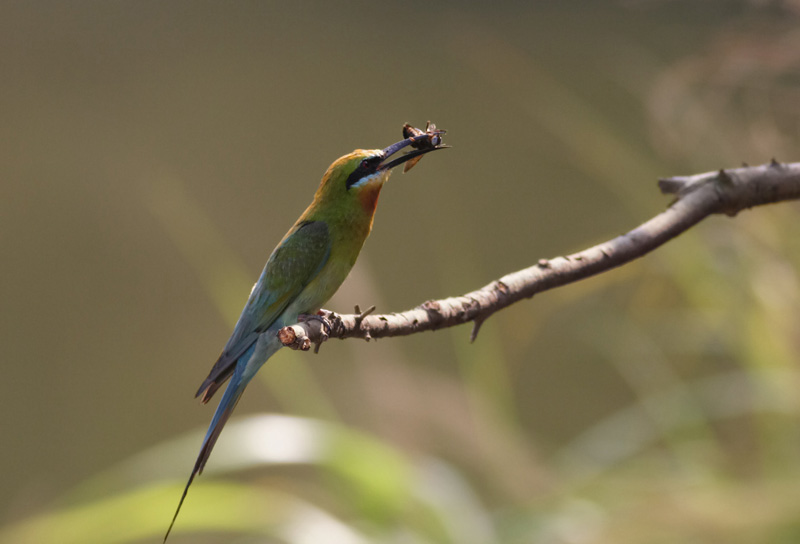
[358, 182, 383, 216]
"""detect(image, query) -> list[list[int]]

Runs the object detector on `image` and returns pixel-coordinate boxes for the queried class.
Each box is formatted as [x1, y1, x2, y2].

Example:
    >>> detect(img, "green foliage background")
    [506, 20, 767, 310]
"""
[3, 1, 800, 542]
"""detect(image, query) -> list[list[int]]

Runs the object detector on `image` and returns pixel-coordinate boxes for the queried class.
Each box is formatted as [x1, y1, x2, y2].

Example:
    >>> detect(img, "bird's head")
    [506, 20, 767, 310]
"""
[313, 133, 446, 215]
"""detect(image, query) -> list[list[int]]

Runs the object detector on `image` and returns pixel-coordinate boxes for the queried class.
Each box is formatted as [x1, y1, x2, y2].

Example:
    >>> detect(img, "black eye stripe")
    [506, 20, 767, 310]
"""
[345, 156, 382, 189]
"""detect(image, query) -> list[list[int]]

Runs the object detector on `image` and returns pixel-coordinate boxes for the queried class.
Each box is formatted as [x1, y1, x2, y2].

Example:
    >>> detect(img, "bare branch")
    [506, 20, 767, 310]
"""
[279, 161, 800, 349]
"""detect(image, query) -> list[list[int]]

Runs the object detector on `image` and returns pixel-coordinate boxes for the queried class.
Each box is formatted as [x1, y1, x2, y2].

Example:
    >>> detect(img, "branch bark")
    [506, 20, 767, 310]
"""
[278, 161, 800, 350]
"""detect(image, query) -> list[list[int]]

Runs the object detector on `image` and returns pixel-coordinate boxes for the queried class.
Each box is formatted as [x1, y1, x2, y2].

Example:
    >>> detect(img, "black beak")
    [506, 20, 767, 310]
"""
[378, 133, 447, 171]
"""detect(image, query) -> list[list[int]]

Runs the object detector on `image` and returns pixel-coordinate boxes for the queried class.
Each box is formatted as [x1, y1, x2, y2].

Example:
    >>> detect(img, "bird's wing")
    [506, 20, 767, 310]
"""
[195, 220, 331, 402]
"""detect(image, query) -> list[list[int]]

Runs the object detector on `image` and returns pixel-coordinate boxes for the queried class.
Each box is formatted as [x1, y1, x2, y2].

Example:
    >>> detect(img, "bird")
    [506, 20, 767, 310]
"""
[164, 126, 446, 541]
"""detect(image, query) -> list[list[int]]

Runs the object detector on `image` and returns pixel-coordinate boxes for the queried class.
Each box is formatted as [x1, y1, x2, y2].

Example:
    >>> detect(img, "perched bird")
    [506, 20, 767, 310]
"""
[165, 127, 446, 541]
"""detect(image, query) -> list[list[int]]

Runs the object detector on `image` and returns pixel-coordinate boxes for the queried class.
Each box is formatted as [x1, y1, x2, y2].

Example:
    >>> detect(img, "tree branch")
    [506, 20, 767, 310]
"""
[278, 161, 800, 350]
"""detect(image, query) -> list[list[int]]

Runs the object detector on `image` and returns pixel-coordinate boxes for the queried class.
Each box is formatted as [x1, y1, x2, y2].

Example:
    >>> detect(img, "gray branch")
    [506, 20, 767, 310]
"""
[278, 161, 800, 350]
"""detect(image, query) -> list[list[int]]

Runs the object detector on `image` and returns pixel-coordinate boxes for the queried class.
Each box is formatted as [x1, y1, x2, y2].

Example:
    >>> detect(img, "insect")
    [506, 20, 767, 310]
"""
[401, 121, 446, 172]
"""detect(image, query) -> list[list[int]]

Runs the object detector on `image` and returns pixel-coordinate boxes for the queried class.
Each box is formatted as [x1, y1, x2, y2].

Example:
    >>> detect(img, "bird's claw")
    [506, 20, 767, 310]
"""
[299, 311, 337, 353]
[297, 310, 331, 329]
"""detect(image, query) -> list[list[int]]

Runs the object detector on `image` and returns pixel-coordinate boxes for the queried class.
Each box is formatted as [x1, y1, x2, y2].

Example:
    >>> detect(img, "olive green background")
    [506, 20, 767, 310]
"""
[3, 2, 800, 542]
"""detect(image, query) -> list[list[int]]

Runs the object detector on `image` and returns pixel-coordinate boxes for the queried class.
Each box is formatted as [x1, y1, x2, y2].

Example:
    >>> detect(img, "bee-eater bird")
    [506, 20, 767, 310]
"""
[164, 128, 445, 541]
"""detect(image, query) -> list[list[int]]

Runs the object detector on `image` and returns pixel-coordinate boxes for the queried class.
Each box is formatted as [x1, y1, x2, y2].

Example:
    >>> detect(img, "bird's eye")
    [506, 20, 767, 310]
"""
[361, 159, 370, 169]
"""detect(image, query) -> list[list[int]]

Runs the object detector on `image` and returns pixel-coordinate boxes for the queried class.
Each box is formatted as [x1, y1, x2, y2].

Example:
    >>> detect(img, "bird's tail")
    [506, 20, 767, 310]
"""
[163, 344, 256, 542]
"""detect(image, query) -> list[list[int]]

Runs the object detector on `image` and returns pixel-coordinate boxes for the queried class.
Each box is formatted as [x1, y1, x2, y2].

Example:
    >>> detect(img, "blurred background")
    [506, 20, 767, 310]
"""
[3, 1, 800, 542]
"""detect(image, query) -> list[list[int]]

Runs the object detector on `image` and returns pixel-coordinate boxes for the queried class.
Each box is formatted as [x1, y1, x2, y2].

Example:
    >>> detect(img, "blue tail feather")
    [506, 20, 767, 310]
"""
[163, 344, 256, 542]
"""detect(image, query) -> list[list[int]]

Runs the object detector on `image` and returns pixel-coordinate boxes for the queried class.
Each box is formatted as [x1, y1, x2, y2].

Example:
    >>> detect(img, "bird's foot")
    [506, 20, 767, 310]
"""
[299, 310, 337, 353]
[302, 310, 333, 334]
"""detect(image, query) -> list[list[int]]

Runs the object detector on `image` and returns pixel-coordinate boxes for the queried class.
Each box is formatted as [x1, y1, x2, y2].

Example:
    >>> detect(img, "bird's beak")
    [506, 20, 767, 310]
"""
[378, 134, 447, 171]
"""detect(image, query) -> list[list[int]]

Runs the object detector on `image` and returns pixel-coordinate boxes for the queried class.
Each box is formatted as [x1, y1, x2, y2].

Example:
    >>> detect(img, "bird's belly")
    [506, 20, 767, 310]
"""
[284, 257, 355, 317]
